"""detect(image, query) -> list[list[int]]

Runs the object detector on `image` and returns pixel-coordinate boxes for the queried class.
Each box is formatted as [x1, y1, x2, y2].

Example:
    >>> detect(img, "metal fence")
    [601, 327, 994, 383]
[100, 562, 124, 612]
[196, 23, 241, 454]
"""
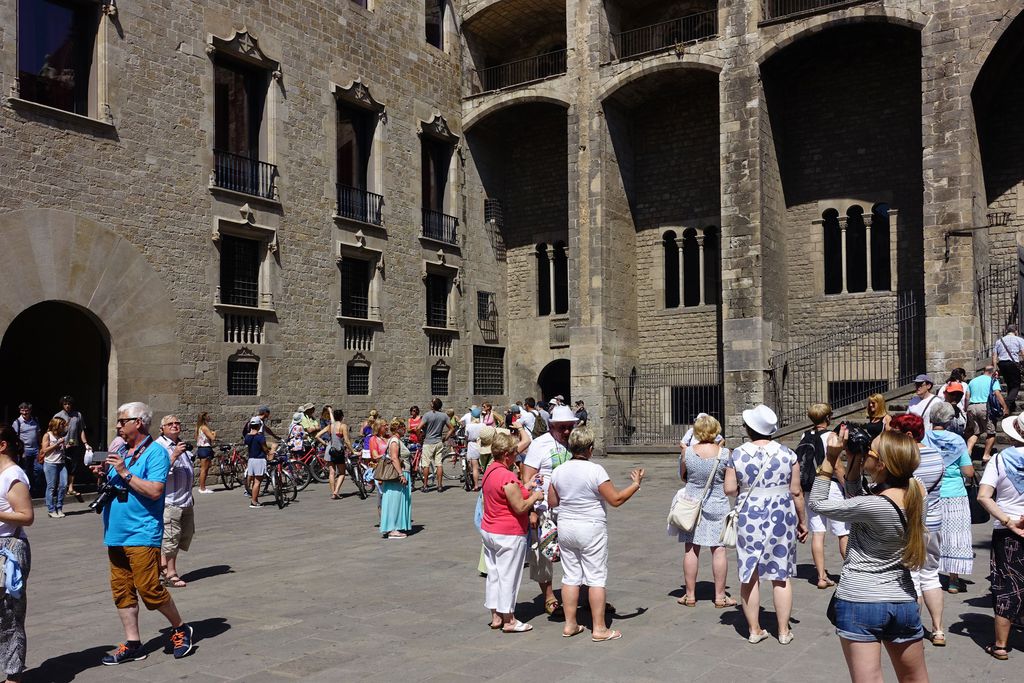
[422, 208, 459, 245]
[761, 0, 869, 23]
[213, 149, 278, 200]
[612, 9, 718, 61]
[765, 291, 923, 429]
[609, 361, 723, 446]
[977, 261, 1020, 361]
[476, 49, 567, 94]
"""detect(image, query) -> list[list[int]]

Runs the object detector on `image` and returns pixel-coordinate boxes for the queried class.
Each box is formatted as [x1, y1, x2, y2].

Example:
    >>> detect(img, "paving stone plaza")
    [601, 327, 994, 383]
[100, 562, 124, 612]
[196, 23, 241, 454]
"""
[20, 457, 1014, 682]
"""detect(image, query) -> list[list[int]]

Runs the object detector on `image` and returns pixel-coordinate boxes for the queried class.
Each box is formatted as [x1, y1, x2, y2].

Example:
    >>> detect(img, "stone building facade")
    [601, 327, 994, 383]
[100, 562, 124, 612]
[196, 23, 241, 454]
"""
[0, 0, 1021, 446]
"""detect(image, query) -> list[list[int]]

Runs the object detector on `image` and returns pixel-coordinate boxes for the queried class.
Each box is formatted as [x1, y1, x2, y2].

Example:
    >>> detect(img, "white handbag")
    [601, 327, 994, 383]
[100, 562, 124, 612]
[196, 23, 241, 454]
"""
[719, 444, 774, 548]
[667, 457, 720, 532]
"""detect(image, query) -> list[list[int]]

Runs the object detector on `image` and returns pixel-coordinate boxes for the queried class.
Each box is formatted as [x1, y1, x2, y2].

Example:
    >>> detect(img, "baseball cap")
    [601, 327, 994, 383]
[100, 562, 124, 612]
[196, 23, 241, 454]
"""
[945, 382, 965, 393]
[257, 405, 271, 415]
[249, 416, 264, 427]
[914, 374, 934, 385]
[471, 406, 481, 418]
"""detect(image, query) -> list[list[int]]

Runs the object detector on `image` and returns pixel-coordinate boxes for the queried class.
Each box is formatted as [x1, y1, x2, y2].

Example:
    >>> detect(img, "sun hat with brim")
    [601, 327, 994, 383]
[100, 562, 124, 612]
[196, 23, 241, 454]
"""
[479, 425, 497, 455]
[292, 412, 303, 423]
[1001, 413, 1024, 443]
[549, 405, 579, 423]
[742, 404, 779, 436]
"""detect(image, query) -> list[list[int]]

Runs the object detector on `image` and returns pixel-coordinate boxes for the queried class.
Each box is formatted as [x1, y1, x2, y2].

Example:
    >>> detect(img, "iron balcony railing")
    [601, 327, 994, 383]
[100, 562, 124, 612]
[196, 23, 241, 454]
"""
[213, 149, 278, 200]
[336, 184, 384, 226]
[426, 301, 450, 328]
[422, 208, 459, 245]
[338, 294, 380, 320]
[761, 0, 870, 24]
[475, 49, 568, 94]
[613, 10, 718, 61]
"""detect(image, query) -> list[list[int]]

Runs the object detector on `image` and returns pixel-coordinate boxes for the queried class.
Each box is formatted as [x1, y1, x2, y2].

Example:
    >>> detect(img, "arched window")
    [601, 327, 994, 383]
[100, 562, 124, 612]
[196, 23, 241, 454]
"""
[870, 203, 891, 291]
[703, 226, 720, 306]
[536, 243, 551, 316]
[553, 241, 569, 315]
[822, 209, 843, 295]
[663, 231, 679, 308]
[845, 205, 868, 294]
[682, 228, 701, 307]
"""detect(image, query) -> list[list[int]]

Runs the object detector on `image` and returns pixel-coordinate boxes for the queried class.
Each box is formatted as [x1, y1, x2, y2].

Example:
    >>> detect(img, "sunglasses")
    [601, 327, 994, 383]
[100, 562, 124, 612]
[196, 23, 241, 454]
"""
[116, 417, 140, 426]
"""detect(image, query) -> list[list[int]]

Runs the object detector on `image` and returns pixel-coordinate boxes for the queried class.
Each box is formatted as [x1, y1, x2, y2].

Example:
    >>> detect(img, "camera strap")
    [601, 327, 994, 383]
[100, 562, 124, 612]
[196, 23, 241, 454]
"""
[126, 436, 153, 469]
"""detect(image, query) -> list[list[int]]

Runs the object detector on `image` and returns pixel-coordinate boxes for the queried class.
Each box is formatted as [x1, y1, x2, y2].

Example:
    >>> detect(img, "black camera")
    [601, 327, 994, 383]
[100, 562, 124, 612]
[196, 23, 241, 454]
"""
[89, 480, 128, 514]
[180, 442, 192, 451]
[845, 425, 874, 456]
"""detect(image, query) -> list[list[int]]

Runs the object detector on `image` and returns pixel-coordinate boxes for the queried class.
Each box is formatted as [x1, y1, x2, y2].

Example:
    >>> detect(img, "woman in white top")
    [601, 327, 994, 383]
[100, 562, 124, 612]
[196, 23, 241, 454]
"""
[194, 412, 217, 493]
[976, 412, 1024, 661]
[548, 426, 644, 642]
[0, 424, 34, 680]
[39, 417, 68, 518]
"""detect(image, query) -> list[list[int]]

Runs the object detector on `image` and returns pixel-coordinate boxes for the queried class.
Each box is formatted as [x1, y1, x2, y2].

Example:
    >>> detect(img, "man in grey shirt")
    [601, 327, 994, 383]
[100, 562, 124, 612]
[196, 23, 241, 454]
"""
[992, 324, 1024, 412]
[418, 398, 451, 493]
[13, 402, 42, 494]
[54, 395, 91, 498]
[155, 415, 194, 588]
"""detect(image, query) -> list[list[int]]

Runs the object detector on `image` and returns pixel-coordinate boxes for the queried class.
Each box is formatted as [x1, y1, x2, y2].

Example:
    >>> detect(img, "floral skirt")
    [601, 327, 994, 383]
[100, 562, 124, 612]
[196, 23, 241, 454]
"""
[991, 529, 1024, 626]
[0, 536, 30, 677]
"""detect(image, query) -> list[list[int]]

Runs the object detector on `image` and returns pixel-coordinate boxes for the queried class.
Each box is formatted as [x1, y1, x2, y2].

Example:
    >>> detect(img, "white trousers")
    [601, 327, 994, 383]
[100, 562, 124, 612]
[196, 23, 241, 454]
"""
[557, 519, 609, 588]
[481, 530, 528, 613]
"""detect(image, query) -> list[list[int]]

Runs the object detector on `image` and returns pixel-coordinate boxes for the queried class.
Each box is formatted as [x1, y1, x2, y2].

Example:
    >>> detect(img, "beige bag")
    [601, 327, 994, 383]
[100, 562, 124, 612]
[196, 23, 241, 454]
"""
[668, 457, 720, 532]
[720, 445, 774, 548]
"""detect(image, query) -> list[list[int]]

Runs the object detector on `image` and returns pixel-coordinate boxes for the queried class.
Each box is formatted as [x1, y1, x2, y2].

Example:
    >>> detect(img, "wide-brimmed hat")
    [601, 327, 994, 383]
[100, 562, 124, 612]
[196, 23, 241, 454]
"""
[1001, 413, 1024, 443]
[299, 402, 315, 412]
[479, 425, 497, 455]
[550, 405, 579, 423]
[742, 404, 778, 436]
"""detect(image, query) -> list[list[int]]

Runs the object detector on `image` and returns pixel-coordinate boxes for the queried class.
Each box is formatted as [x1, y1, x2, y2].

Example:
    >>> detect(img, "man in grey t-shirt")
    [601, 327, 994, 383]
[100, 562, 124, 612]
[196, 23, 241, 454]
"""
[992, 324, 1024, 412]
[418, 398, 450, 493]
[54, 395, 91, 497]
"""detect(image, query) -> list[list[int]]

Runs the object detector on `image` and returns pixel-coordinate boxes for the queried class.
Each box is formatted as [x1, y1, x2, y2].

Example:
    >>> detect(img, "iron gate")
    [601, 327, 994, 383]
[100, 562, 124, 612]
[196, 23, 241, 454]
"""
[610, 361, 723, 446]
[977, 261, 1020, 362]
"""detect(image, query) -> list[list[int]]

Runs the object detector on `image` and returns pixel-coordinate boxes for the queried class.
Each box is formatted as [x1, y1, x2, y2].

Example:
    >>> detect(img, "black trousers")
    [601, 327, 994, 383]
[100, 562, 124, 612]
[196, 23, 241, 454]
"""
[998, 360, 1021, 410]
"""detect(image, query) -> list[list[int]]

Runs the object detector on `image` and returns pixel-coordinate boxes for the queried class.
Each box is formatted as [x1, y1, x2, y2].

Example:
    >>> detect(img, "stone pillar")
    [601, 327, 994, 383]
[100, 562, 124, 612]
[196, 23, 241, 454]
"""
[675, 236, 685, 305]
[696, 233, 706, 306]
[839, 216, 849, 294]
[863, 213, 873, 293]
[546, 245, 557, 314]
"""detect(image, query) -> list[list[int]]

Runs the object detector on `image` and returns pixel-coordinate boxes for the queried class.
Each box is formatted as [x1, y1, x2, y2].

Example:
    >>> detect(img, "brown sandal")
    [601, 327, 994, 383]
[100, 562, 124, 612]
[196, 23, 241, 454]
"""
[544, 598, 561, 615]
[714, 597, 737, 608]
[985, 643, 1009, 660]
[677, 596, 696, 606]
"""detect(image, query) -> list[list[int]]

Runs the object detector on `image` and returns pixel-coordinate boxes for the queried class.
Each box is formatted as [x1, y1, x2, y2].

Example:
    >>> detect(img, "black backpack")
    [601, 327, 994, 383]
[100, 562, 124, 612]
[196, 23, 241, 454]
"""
[796, 428, 827, 492]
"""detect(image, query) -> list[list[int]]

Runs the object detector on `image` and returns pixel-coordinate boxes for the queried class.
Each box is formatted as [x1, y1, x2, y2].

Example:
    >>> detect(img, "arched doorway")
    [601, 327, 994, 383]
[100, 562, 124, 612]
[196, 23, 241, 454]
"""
[537, 358, 570, 404]
[0, 301, 110, 445]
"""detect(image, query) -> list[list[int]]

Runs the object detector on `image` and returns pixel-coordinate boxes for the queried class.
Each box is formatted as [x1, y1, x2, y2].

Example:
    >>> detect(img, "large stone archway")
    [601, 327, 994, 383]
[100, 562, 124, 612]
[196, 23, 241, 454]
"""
[0, 209, 183, 440]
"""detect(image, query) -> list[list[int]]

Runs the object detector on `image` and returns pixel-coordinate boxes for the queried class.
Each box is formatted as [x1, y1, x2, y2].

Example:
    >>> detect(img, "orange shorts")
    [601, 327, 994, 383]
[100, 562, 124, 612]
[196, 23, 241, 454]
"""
[108, 546, 170, 610]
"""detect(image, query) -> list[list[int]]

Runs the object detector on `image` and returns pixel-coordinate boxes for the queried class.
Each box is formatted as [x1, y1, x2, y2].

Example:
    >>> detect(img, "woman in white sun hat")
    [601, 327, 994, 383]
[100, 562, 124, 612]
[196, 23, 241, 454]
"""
[975, 412, 1024, 660]
[724, 404, 808, 645]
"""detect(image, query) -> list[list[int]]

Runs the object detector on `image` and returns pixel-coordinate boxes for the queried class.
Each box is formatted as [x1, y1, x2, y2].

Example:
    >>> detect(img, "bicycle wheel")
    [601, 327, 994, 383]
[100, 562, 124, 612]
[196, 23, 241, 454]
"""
[348, 462, 368, 500]
[310, 454, 330, 483]
[464, 461, 474, 491]
[271, 468, 285, 509]
[219, 456, 237, 490]
[233, 454, 249, 489]
[290, 460, 312, 492]
[441, 453, 464, 482]
[282, 468, 299, 502]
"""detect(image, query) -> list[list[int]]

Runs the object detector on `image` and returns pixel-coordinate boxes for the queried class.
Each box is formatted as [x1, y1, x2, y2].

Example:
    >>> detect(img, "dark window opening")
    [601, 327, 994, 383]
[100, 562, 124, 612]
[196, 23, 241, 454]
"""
[477, 291, 495, 321]
[823, 209, 843, 295]
[827, 380, 888, 411]
[347, 364, 370, 395]
[663, 231, 680, 309]
[227, 360, 259, 396]
[553, 242, 569, 315]
[703, 228, 721, 306]
[431, 364, 449, 396]
[421, 137, 451, 213]
[536, 244, 551, 317]
[425, 273, 449, 327]
[214, 56, 267, 159]
[670, 385, 722, 425]
[682, 230, 701, 307]
[337, 103, 375, 190]
[351, 0, 369, 7]
[871, 204, 892, 291]
[340, 258, 371, 319]
[425, 0, 445, 49]
[845, 206, 868, 294]
[17, 0, 99, 115]
[473, 346, 505, 395]
[220, 235, 260, 308]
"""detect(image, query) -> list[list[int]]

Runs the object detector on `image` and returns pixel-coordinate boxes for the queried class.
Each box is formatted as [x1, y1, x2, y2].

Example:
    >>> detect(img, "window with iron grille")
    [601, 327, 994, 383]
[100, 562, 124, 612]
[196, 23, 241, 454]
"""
[669, 385, 722, 425]
[340, 258, 371, 318]
[425, 273, 449, 327]
[220, 234, 260, 307]
[473, 346, 505, 395]
[431, 364, 450, 396]
[17, 0, 100, 116]
[477, 291, 495, 321]
[347, 363, 370, 395]
[828, 380, 889, 411]
[227, 360, 259, 396]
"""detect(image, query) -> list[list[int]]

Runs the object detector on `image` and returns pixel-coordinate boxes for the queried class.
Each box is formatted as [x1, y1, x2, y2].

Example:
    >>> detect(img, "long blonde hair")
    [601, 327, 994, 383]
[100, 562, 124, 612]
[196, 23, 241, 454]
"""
[866, 393, 888, 419]
[875, 430, 926, 569]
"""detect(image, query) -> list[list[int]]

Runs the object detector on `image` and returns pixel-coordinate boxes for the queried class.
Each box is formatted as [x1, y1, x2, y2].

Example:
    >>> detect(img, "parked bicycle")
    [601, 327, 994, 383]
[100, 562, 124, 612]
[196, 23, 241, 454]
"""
[193, 444, 246, 490]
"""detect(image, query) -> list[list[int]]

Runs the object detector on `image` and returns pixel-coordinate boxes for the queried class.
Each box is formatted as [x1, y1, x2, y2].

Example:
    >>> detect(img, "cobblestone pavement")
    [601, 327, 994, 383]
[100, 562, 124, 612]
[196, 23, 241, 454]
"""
[20, 457, 1019, 682]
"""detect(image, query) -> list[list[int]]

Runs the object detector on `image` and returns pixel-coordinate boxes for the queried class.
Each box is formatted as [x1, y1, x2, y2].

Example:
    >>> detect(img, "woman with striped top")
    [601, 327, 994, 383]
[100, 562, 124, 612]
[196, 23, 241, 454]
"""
[810, 429, 929, 683]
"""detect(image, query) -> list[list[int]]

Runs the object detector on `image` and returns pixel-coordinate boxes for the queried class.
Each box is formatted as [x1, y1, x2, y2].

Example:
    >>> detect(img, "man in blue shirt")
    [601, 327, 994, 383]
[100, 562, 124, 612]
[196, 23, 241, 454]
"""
[966, 365, 1009, 462]
[99, 402, 193, 665]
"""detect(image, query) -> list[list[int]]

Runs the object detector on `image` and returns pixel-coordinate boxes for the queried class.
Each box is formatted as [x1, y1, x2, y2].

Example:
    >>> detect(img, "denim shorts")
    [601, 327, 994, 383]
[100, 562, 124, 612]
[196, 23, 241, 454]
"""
[834, 598, 924, 643]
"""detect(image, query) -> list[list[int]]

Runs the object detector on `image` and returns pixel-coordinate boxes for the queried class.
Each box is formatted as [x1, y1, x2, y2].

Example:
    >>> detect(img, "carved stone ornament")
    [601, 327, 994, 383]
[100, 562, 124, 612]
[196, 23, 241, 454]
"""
[102, 1, 117, 18]
[453, 267, 463, 291]
[233, 346, 259, 360]
[209, 29, 280, 71]
[420, 114, 458, 143]
[354, 230, 366, 248]
[375, 254, 385, 275]
[350, 352, 368, 364]
[432, 359, 450, 371]
[436, 249, 446, 265]
[239, 203, 256, 224]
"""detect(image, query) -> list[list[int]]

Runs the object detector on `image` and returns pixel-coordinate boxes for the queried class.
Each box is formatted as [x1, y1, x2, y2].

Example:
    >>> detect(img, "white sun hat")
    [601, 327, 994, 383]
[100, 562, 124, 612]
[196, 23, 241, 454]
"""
[1001, 412, 1024, 443]
[741, 404, 779, 436]
[549, 405, 579, 423]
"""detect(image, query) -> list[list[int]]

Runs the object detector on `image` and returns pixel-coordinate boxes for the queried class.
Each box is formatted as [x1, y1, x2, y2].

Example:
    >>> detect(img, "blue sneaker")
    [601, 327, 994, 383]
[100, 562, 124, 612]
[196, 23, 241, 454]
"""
[171, 623, 194, 659]
[102, 642, 147, 665]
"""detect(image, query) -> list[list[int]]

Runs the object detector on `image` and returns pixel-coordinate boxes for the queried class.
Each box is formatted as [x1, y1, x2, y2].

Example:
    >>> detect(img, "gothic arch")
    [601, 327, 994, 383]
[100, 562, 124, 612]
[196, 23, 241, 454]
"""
[0, 208, 184, 421]
[596, 55, 722, 104]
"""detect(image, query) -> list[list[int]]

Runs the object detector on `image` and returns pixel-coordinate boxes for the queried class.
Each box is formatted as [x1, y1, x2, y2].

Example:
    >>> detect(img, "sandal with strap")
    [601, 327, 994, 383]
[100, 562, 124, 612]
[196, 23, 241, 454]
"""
[714, 596, 737, 608]
[164, 575, 187, 588]
[985, 643, 1009, 660]
[544, 598, 561, 615]
[677, 596, 697, 607]
[930, 630, 946, 647]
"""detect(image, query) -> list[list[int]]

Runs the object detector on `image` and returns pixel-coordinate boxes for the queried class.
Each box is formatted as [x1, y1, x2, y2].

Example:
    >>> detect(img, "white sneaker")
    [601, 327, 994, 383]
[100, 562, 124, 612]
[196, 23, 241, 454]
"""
[198, 488, 215, 494]
[56, 510, 66, 518]
[48, 511, 58, 518]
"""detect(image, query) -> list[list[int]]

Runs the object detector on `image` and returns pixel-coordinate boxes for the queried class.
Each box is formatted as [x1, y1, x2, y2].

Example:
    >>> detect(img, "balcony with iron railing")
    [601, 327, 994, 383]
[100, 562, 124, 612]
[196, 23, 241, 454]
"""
[336, 184, 384, 226]
[473, 49, 568, 95]
[212, 149, 278, 200]
[426, 301, 454, 329]
[612, 10, 718, 61]
[214, 285, 275, 312]
[760, 0, 871, 25]
[421, 208, 459, 246]
[336, 294, 380, 322]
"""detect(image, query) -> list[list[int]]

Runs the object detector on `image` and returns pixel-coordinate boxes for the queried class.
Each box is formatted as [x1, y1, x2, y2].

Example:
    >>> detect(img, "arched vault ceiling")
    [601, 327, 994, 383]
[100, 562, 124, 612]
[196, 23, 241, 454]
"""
[463, 0, 566, 54]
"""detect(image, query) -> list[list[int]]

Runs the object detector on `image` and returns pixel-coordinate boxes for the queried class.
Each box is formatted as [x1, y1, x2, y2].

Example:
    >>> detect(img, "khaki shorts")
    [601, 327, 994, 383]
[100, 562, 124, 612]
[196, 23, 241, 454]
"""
[966, 403, 995, 436]
[420, 442, 446, 469]
[108, 546, 170, 610]
[162, 505, 195, 557]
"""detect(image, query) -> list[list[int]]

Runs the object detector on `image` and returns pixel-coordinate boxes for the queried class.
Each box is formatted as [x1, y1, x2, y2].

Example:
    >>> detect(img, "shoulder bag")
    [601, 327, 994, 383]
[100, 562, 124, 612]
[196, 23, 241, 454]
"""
[987, 376, 1005, 422]
[668, 451, 721, 532]
[719, 444, 775, 548]
[373, 439, 401, 482]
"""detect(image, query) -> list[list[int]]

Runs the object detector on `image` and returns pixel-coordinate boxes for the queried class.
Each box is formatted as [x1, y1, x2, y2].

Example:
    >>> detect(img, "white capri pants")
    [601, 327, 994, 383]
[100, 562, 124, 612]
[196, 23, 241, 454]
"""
[806, 493, 850, 536]
[480, 530, 528, 613]
[911, 528, 942, 595]
[557, 519, 609, 588]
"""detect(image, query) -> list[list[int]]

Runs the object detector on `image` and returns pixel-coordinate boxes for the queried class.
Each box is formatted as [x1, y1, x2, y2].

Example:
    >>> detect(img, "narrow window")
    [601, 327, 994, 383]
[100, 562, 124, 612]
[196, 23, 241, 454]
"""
[227, 357, 259, 395]
[347, 363, 371, 395]
[17, 0, 100, 115]
[536, 244, 551, 317]
[421, 137, 455, 241]
[845, 205, 867, 294]
[553, 242, 569, 315]
[340, 258, 371, 319]
[214, 57, 266, 160]
[431, 363, 450, 396]
[822, 209, 843, 295]
[220, 235, 260, 307]
[477, 291, 495, 321]
[425, 273, 449, 327]
[682, 229, 701, 307]
[871, 204, 892, 291]
[670, 385, 722, 425]
[703, 227, 720, 306]
[663, 231, 680, 309]
[473, 346, 505, 395]
[336, 102, 376, 222]
[351, 0, 369, 7]
[425, 0, 445, 50]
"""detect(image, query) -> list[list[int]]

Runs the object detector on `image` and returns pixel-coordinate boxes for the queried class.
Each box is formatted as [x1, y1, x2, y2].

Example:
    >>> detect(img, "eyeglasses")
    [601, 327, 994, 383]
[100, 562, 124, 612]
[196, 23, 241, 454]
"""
[116, 417, 140, 426]
[164, 422, 182, 427]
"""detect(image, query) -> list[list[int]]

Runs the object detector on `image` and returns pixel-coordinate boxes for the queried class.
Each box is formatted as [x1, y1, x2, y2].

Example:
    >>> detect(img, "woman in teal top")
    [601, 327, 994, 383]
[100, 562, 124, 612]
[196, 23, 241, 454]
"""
[925, 403, 975, 593]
